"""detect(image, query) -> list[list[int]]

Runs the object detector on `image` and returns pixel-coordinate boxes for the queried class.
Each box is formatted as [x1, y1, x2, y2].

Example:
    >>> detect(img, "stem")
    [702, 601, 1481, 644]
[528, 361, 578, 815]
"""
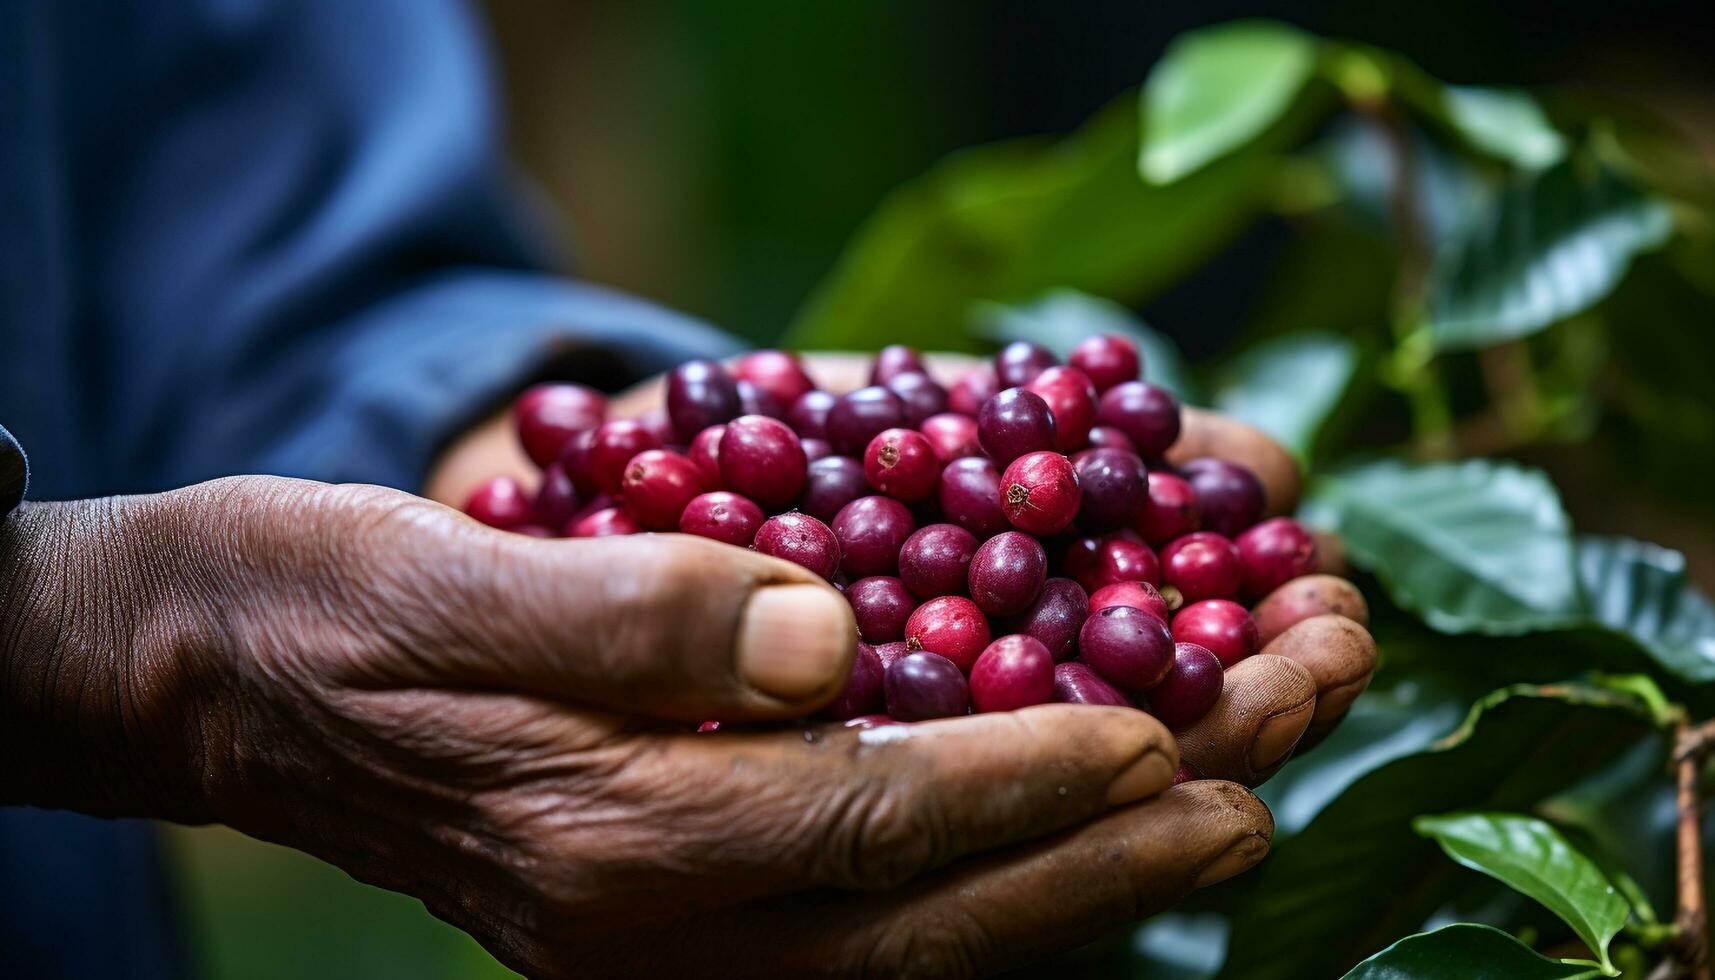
[1674, 719, 1714, 980]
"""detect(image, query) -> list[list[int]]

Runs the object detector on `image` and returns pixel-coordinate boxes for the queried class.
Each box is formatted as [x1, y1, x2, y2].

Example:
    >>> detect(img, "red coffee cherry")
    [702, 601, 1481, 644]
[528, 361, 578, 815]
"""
[1160, 531, 1243, 602]
[514, 383, 605, 467]
[678, 491, 764, 547]
[1052, 661, 1133, 706]
[1171, 599, 1259, 668]
[999, 451, 1081, 536]
[465, 475, 534, 530]
[1068, 334, 1141, 393]
[1235, 517, 1318, 599]
[1137, 471, 1200, 546]
[897, 523, 980, 600]
[969, 635, 1055, 712]
[719, 415, 807, 511]
[1025, 365, 1098, 452]
[620, 449, 708, 529]
[864, 428, 940, 503]
[904, 596, 991, 672]
[733, 349, 816, 409]
[753, 512, 842, 581]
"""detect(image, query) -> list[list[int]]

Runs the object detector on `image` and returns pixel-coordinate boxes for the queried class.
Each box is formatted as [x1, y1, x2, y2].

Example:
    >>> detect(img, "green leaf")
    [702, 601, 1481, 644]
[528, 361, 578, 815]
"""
[1208, 332, 1357, 464]
[1426, 159, 1674, 351]
[1438, 87, 1567, 170]
[970, 290, 1203, 403]
[1412, 813, 1629, 974]
[1577, 535, 1715, 683]
[1215, 680, 1658, 980]
[1300, 459, 1584, 635]
[1140, 20, 1318, 183]
[1341, 924, 1602, 980]
[784, 94, 1272, 353]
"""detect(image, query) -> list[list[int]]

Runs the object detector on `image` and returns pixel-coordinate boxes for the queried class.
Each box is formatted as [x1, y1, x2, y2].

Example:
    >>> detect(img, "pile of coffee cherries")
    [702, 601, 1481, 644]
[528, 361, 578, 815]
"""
[466, 339, 1318, 736]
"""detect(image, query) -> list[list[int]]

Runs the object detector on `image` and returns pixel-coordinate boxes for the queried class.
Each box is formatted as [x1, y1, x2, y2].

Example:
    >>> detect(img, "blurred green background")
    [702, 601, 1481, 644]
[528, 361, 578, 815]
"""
[165, 2, 1714, 977]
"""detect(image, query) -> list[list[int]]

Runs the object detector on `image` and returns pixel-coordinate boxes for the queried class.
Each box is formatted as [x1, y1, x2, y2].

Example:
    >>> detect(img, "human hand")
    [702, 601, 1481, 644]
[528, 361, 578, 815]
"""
[1, 477, 1282, 977]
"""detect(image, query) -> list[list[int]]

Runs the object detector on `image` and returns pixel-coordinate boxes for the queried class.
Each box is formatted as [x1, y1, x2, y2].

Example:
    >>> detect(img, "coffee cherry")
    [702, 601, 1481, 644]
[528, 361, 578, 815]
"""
[1085, 425, 1137, 454]
[1137, 471, 1200, 545]
[1052, 662, 1133, 707]
[828, 385, 907, 455]
[1000, 451, 1081, 536]
[688, 425, 726, 485]
[871, 344, 926, 385]
[873, 640, 910, 670]
[897, 523, 980, 599]
[514, 383, 606, 467]
[1007, 577, 1089, 662]
[465, 476, 535, 529]
[1149, 642, 1224, 730]
[821, 641, 885, 720]
[968, 531, 1048, 616]
[904, 596, 991, 672]
[864, 428, 940, 503]
[886, 371, 950, 426]
[1087, 581, 1170, 621]
[1068, 531, 1160, 592]
[512, 525, 555, 538]
[1072, 447, 1148, 530]
[620, 449, 708, 529]
[969, 635, 1055, 712]
[938, 457, 1010, 539]
[1160, 531, 1242, 602]
[800, 438, 835, 462]
[1235, 517, 1318, 599]
[1025, 366, 1098, 452]
[719, 415, 807, 510]
[1180, 458, 1264, 538]
[587, 419, 663, 496]
[735, 379, 784, 419]
[995, 340, 1058, 388]
[679, 491, 764, 547]
[733, 349, 816, 409]
[638, 409, 678, 447]
[920, 413, 982, 463]
[533, 461, 582, 529]
[1068, 334, 1141, 393]
[885, 651, 970, 721]
[754, 513, 842, 580]
[570, 506, 642, 538]
[978, 388, 1057, 465]
[832, 495, 916, 577]
[948, 367, 1000, 417]
[1094, 381, 1181, 458]
[1078, 604, 1175, 692]
[787, 389, 837, 439]
[846, 576, 919, 643]
[1171, 599, 1258, 667]
[666, 359, 742, 441]
[800, 456, 869, 523]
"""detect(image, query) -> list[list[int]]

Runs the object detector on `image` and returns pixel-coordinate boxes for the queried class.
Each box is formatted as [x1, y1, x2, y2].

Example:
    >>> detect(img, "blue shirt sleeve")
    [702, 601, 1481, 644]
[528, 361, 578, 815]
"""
[0, 0, 737, 498]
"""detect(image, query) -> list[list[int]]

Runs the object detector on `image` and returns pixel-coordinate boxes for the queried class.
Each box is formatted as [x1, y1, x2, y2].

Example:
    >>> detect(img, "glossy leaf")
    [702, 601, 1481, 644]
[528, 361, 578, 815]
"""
[1440, 87, 1567, 170]
[1342, 924, 1602, 980]
[1139, 20, 1317, 183]
[1577, 535, 1715, 683]
[784, 95, 1270, 353]
[1413, 813, 1628, 974]
[971, 290, 1203, 403]
[1217, 681, 1657, 980]
[1209, 332, 1357, 464]
[1426, 160, 1674, 351]
[1300, 459, 1584, 634]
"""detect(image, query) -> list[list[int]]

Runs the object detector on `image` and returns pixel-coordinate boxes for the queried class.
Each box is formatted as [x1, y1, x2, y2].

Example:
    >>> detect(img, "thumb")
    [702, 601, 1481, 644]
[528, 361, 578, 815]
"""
[370, 529, 858, 723]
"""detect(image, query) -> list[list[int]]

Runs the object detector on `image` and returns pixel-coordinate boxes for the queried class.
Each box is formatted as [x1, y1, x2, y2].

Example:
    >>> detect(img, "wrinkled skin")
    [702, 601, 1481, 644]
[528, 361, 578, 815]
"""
[1, 353, 1376, 978]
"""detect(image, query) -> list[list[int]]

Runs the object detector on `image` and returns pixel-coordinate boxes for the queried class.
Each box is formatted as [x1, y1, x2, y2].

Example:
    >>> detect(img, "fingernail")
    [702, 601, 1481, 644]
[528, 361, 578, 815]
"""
[1107, 748, 1176, 806]
[1194, 835, 1269, 888]
[1250, 700, 1314, 770]
[737, 584, 854, 701]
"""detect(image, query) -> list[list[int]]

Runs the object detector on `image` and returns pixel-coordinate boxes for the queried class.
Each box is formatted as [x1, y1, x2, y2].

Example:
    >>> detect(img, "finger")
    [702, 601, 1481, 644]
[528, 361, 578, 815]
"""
[618, 705, 1178, 902]
[1262, 614, 1376, 735]
[1251, 573, 1370, 647]
[1167, 407, 1300, 516]
[356, 523, 858, 722]
[1175, 654, 1316, 786]
[564, 781, 1271, 978]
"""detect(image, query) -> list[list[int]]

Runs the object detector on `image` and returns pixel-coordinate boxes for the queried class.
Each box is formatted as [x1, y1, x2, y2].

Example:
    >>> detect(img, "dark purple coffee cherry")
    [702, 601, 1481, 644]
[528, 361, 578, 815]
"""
[733, 350, 816, 409]
[1007, 577, 1089, 662]
[1078, 604, 1174, 692]
[969, 635, 1055, 712]
[788, 389, 837, 439]
[666, 359, 742, 441]
[735, 379, 784, 419]
[1149, 642, 1224, 730]
[832, 495, 916, 577]
[1072, 447, 1148, 531]
[1094, 381, 1181, 458]
[871, 344, 926, 385]
[800, 456, 869, 523]
[897, 523, 980, 599]
[827, 385, 908, 455]
[754, 512, 841, 581]
[978, 388, 1057, 465]
[995, 340, 1058, 388]
[719, 415, 807, 511]
[1180, 458, 1265, 538]
[533, 460, 582, 529]
[967, 531, 1047, 616]
[1052, 661, 1133, 707]
[885, 651, 969, 721]
[821, 642, 886, 720]
[845, 576, 919, 643]
[948, 367, 1000, 417]
[1235, 517, 1318, 599]
[938, 457, 1010, 539]
[1024, 366, 1098, 453]
[1137, 471, 1200, 545]
[885, 371, 949, 426]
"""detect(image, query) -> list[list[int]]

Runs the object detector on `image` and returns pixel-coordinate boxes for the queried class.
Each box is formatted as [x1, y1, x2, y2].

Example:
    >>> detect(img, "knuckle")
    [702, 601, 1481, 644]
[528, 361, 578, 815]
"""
[810, 778, 945, 890]
[861, 912, 989, 979]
